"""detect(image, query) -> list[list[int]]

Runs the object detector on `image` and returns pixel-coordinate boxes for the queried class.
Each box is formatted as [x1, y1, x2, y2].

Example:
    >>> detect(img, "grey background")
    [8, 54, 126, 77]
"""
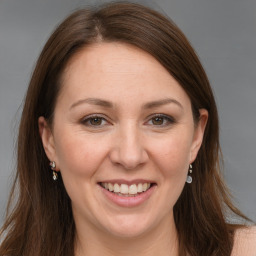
[0, 0, 255, 225]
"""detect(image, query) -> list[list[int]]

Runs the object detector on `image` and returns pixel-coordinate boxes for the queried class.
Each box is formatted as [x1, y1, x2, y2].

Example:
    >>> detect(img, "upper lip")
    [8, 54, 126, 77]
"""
[98, 179, 156, 186]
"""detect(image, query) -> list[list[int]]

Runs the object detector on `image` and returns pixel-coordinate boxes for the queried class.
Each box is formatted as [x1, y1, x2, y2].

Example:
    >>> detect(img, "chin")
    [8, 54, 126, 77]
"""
[101, 214, 157, 239]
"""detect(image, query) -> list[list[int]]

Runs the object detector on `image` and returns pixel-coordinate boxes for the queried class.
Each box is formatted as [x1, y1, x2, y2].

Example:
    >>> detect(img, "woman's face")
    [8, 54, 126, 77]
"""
[39, 42, 207, 238]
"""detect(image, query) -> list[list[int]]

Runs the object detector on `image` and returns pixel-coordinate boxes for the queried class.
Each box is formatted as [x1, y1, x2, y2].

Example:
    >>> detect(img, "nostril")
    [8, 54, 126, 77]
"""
[108, 136, 149, 169]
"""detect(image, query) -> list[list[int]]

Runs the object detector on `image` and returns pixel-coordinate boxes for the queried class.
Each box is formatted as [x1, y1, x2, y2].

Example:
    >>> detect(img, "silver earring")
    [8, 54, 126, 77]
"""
[49, 161, 58, 181]
[186, 164, 192, 184]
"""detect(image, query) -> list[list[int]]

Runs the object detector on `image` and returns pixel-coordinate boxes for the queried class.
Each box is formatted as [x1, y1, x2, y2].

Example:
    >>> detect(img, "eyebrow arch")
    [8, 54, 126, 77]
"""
[70, 98, 113, 110]
[142, 98, 183, 110]
[69, 97, 183, 110]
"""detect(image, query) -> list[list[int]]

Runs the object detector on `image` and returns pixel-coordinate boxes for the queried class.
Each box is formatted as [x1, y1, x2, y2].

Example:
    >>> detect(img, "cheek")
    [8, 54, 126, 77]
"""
[53, 131, 109, 213]
[54, 131, 108, 178]
[148, 132, 192, 179]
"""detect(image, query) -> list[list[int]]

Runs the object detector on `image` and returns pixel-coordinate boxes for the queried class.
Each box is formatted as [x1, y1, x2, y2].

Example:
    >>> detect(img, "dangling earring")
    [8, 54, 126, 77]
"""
[186, 164, 192, 184]
[49, 161, 58, 181]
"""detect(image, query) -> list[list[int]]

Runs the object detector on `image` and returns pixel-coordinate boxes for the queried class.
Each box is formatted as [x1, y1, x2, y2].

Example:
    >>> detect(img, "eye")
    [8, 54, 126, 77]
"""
[81, 115, 108, 127]
[147, 114, 175, 127]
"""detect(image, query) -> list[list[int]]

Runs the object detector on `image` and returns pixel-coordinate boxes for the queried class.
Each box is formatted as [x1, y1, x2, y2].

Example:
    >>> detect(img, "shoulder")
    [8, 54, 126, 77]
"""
[231, 226, 256, 256]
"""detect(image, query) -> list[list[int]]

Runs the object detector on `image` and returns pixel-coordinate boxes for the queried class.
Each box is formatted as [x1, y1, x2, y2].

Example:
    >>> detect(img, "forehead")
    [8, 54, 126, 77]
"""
[63, 42, 170, 80]
[59, 42, 190, 108]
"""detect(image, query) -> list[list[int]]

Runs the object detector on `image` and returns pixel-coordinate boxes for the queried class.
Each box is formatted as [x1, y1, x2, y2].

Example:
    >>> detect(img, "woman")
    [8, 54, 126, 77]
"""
[0, 1, 255, 256]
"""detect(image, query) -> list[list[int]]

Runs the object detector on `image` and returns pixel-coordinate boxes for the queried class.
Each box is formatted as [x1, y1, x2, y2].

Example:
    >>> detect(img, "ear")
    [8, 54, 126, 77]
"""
[189, 109, 208, 163]
[38, 116, 58, 168]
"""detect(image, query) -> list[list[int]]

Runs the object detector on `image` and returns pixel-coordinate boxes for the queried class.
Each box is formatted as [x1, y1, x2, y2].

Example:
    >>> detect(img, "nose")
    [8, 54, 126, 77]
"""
[109, 123, 149, 170]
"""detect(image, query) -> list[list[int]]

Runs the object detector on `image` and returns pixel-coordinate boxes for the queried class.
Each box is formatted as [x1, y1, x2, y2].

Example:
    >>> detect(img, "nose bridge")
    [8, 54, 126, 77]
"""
[110, 120, 148, 169]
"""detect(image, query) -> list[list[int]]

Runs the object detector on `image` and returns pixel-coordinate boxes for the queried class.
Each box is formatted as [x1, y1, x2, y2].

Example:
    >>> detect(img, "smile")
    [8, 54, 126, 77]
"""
[98, 180, 157, 207]
[100, 182, 152, 197]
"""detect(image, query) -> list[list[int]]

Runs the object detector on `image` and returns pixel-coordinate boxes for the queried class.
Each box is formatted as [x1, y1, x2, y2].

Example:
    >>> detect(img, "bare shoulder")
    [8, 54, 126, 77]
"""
[231, 226, 256, 256]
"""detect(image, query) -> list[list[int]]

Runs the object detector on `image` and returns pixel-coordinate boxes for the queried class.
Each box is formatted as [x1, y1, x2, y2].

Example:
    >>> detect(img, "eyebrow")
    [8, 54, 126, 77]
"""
[69, 97, 183, 110]
[70, 98, 113, 110]
[142, 98, 183, 110]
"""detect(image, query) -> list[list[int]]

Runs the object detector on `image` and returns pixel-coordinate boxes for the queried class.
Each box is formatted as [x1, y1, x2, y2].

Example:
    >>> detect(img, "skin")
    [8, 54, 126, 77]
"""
[39, 42, 208, 256]
[231, 226, 256, 256]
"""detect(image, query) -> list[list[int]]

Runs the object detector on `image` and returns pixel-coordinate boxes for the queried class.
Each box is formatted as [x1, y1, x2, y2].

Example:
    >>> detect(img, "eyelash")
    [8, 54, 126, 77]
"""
[81, 114, 175, 128]
[81, 114, 109, 127]
[146, 114, 175, 127]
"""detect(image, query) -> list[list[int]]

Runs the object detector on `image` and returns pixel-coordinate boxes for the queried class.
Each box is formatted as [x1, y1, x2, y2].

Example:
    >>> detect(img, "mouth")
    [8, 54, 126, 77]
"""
[99, 182, 156, 197]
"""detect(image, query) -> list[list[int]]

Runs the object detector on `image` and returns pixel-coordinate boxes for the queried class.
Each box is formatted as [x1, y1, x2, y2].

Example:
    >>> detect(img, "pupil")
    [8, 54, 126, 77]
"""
[91, 117, 102, 125]
[153, 117, 163, 125]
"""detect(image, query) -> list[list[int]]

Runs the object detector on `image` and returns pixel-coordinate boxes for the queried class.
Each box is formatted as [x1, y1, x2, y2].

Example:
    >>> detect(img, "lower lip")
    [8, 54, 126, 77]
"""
[99, 184, 156, 207]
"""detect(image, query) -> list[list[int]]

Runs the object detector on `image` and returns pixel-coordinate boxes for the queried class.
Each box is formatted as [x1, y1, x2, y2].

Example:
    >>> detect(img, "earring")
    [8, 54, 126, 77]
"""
[49, 161, 58, 181]
[186, 164, 192, 184]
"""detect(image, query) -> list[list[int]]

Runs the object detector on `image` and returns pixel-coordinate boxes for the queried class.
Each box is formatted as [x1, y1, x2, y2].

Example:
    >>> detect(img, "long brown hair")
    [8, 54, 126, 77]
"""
[0, 2, 251, 256]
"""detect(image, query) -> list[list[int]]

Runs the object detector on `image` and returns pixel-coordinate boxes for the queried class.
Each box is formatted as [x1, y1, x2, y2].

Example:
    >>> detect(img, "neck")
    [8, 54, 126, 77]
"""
[74, 214, 179, 256]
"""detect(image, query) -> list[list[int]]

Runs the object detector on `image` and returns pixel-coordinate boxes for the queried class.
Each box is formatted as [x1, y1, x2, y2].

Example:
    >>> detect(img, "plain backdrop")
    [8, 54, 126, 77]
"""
[0, 0, 256, 225]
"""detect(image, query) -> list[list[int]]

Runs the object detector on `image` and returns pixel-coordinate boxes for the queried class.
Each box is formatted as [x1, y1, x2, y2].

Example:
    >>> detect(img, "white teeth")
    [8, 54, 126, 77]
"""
[108, 183, 114, 192]
[120, 184, 129, 194]
[113, 183, 120, 193]
[129, 184, 137, 194]
[101, 182, 152, 195]
[137, 183, 143, 193]
[142, 183, 148, 192]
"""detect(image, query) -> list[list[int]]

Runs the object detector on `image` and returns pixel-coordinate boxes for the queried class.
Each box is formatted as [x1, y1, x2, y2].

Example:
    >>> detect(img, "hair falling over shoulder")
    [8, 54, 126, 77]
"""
[0, 2, 252, 256]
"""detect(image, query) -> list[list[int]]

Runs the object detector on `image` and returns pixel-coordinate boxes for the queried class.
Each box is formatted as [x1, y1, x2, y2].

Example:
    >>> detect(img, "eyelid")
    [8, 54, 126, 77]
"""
[80, 113, 175, 128]
[145, 113, 176, 126]
[81, 114, 111, 127]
